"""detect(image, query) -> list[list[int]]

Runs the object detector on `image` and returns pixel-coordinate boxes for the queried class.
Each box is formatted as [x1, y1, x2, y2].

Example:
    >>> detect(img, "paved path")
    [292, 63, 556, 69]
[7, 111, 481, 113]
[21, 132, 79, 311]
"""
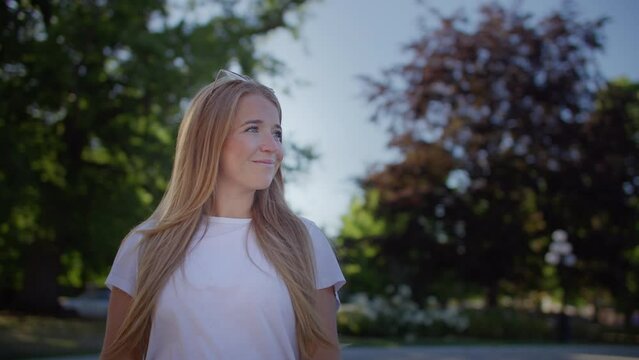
[341, 345, 639, 360]
[29, 345, 639, 360]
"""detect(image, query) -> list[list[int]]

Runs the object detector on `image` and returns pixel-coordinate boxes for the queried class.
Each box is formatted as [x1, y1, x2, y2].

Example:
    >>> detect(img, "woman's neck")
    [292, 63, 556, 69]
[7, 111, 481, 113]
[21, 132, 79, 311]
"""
[209, 189, 255, 218]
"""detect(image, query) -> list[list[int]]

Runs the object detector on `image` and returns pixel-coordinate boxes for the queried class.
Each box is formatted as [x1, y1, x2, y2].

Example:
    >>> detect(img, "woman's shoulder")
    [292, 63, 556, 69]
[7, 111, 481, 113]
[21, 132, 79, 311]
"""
[296, 216, 345, 291]
[296, 216, 333, 247]
[296, 216, 322, 234]
[297, 215, 314, 227]
[135, 218, 157, 232]
[120, 218, 157, 248]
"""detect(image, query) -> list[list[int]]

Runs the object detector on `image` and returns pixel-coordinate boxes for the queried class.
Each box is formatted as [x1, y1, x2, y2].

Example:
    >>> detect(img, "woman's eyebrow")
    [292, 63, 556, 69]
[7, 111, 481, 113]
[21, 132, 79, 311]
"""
[241, 119, 282, 130]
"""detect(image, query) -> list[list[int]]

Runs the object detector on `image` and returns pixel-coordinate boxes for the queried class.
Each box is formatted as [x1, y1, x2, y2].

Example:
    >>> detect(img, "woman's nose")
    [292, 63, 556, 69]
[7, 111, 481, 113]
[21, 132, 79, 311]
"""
[259, 134, 280, 152]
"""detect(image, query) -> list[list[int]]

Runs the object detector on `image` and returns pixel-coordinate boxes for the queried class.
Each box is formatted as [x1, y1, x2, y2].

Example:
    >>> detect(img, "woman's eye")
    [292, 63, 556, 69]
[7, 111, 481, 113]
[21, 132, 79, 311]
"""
[274, 131, 283, 142]
[246, 126, 259, 133]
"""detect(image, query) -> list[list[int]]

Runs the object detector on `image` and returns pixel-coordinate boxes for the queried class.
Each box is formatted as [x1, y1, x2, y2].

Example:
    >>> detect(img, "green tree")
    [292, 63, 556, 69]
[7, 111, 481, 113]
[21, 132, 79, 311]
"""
[345, 2, 638, 311]
[0, 0, 314, 312]
[336, 189, 409, 297]
[575, 79, 639, 327]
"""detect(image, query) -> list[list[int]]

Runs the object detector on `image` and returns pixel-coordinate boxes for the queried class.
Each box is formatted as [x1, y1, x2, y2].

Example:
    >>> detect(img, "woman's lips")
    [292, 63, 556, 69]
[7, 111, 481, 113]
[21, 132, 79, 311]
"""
[253, 160, 275, 166]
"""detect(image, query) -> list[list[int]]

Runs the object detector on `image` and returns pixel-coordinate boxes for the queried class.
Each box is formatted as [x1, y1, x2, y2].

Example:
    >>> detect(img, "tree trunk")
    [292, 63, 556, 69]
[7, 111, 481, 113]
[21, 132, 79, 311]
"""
[592, 297, 600, 324]
[486, 282, 499, 308]
[17, 241, 61, 313]
[624, 307, 634, 329]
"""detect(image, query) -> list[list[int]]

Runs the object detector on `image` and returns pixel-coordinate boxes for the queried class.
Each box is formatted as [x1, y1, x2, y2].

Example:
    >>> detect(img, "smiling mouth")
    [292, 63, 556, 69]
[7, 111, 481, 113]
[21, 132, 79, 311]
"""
[253, 160, 275, 166]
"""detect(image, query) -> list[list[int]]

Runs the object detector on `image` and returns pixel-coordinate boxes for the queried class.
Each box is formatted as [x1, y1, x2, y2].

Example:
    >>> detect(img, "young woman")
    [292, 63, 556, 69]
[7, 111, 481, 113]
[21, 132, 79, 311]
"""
[100, 70, 346, 360]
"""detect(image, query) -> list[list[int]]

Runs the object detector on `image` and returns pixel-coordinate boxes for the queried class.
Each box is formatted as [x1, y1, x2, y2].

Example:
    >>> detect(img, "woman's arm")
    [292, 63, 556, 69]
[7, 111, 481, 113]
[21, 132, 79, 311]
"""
[100, 287, 139, 360]
[310, 286, 341, 360]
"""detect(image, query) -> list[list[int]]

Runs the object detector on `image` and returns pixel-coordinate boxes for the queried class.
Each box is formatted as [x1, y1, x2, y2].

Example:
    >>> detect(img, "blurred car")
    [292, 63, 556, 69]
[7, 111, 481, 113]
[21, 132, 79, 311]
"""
[59, 288, 111, 318]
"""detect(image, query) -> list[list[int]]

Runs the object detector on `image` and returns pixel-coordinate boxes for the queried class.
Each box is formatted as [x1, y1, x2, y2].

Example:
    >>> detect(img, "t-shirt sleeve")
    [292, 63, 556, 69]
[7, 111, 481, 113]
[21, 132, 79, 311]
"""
[105, 222, 151, 297]
[301, 217, 347, 307]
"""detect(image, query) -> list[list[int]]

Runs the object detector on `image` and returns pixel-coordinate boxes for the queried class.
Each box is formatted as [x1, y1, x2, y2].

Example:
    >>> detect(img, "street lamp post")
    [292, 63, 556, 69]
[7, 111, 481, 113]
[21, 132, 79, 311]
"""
[544, 229, 576, 343]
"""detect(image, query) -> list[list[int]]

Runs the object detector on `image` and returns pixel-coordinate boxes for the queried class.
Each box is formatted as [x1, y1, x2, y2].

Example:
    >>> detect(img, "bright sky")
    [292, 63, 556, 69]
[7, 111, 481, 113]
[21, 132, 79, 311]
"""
[258, 0, 639, 236]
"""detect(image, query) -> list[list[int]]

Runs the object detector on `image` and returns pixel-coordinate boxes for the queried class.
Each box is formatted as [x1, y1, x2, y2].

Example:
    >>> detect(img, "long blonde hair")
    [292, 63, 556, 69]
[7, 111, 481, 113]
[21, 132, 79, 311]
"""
[103, 74, 333, 359]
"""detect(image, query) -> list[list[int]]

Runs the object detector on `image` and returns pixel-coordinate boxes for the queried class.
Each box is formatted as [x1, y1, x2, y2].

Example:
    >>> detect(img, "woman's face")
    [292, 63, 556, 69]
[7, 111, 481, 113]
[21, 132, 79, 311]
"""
[218, 93, 284, 193]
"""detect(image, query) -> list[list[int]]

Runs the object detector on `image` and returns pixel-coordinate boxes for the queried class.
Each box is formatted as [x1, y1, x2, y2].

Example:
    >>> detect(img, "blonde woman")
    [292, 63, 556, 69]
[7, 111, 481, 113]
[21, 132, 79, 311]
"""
[100, 70, 346, 360]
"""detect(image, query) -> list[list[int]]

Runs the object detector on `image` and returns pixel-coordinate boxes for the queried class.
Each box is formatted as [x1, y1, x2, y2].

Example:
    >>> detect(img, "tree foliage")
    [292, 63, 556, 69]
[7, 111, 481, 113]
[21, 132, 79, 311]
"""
[340, 2, 638, 313]
[0, 0, 313, 311]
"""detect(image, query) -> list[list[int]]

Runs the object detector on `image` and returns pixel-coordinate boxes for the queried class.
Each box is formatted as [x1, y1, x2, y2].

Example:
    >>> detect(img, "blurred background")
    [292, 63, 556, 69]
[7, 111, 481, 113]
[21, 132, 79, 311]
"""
[1, 0, 638, 359]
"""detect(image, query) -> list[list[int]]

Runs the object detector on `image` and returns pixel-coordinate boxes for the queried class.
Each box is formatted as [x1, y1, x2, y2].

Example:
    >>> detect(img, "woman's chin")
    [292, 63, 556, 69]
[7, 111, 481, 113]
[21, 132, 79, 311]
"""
[252, 179, 274, 191]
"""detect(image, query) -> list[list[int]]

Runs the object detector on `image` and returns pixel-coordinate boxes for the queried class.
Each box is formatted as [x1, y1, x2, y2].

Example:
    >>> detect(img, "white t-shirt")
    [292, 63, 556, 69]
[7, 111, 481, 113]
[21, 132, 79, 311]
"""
[105, 215, 346, 360]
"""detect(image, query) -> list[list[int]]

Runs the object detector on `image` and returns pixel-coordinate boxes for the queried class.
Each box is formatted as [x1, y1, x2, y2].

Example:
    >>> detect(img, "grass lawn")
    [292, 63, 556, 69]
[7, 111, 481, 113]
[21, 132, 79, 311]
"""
[339, 335, 557, 348]
[0, 312, 105, 359]
[0, 314, 507, 358]
[2, 312, 635, 359]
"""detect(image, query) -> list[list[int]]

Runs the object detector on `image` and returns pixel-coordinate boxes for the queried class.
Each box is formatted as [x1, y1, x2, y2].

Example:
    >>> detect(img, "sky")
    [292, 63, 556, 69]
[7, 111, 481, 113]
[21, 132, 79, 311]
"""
[257, 0, 639, 236]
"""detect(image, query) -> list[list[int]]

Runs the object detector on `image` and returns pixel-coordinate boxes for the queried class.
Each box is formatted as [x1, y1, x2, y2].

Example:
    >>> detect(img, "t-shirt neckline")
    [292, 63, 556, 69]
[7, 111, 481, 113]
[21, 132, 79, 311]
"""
[206, 216, 252, 224]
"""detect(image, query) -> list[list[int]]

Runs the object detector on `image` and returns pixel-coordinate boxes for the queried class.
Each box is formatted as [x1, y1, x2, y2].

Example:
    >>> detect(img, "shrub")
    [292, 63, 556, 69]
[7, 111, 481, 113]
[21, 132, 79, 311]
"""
[337, 285, 469, 338]
[462, 308, 553, 340]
